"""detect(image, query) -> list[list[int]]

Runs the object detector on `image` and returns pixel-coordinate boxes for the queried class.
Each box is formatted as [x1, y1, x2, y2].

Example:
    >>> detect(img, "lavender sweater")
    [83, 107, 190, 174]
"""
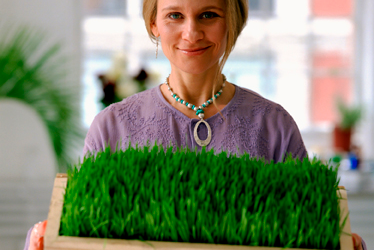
[83, 84, 307, 161]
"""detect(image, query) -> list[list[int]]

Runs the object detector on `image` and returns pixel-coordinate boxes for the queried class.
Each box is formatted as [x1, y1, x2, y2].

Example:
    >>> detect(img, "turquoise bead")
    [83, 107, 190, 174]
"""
[173, 94, 176, 98]
[185, 102, 189, 106]
[196, 109, 204, 115]
[180, 99, 184, 103]
[202, 104, 206, 108]
[176, 97, 179, 101]
[192, 105, 195, 110]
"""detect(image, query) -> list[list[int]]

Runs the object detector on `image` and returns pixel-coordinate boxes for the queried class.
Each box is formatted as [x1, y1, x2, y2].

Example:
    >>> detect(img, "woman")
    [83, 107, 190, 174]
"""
[82, 0, 306, 162]
[25, 0, 366, 249]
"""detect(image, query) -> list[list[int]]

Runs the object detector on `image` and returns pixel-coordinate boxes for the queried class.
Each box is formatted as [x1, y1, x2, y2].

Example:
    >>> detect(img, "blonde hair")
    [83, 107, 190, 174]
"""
[219, 0, 249, 75]
[143, 0, 248, 91]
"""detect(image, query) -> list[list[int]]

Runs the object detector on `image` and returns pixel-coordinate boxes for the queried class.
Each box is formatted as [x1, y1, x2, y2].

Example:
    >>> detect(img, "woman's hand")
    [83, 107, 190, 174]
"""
[352, 233, 363, 250]
[29, 220, 47, 250]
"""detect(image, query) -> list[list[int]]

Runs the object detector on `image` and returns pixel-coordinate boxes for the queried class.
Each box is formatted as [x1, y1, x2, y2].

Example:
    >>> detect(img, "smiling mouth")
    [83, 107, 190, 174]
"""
[179, 46, 211, 55]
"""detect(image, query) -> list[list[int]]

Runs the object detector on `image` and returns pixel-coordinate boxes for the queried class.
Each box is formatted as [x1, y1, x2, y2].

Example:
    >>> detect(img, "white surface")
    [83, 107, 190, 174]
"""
[339, 169, 374, 194]
[355, 0, 374, 160]
[348, 194, 374, 249]
[0, 179, 53, 250]
[0, 99, 55, 249]
[0, 99, 56, 180]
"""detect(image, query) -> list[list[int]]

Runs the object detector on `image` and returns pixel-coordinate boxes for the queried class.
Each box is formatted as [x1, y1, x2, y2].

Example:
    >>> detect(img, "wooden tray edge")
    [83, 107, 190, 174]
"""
[44, 176, 353, 250]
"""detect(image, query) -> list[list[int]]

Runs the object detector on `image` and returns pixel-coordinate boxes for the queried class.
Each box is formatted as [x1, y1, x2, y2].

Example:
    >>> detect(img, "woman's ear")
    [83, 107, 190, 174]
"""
[151, 21, 159, 37]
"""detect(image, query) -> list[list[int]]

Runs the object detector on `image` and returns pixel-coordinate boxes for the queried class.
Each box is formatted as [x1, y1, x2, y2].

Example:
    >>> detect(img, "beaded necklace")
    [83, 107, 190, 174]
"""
[164, 75, 226, 147]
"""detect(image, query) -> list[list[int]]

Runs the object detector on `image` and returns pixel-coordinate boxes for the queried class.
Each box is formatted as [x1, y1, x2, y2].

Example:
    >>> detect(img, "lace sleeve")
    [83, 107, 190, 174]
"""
[362, 238, 367, 250]
[82, 106, 117, 156]
[287, 127, 308, 160]
[82, 129, 102, 156]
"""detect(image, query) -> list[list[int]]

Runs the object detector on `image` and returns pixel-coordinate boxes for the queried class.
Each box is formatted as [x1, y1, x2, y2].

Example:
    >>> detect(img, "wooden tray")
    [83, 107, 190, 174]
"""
[45, 174, 354, 250]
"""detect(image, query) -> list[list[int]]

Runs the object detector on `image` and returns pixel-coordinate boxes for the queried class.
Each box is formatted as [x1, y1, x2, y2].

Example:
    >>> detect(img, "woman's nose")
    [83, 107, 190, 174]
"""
[181, 19, 203, 43]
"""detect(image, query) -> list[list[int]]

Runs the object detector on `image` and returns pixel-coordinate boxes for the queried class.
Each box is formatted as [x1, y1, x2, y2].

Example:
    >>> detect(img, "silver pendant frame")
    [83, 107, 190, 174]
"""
[193, 119, 212, 147]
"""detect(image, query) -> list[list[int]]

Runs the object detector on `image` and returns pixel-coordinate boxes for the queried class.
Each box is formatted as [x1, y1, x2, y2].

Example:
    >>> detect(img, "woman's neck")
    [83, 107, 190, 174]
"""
[167, 69, 223, 106]
[159, 66, 236, 120]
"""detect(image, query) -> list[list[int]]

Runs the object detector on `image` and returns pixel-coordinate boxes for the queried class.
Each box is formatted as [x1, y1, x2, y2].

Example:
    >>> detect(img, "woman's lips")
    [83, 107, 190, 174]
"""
[179, 46, 211, 56]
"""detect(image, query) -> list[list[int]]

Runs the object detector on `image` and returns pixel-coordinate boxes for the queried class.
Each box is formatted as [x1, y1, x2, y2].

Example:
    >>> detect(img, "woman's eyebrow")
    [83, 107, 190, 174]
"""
[161, 6, 224, 12]
[161, 5, 180, 12]
[200, 6, 224, 12]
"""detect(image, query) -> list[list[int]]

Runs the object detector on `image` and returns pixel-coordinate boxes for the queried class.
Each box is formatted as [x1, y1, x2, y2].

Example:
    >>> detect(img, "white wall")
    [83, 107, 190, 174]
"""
[0, 99, 56, 180]
[0, 101, 57, 250]
[355, 0, 374, 160]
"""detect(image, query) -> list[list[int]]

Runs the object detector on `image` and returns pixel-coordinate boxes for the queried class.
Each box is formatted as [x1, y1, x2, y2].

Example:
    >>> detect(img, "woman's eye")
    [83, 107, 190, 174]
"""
[201, 12, 218, 19]
[168, 13, 182, 19]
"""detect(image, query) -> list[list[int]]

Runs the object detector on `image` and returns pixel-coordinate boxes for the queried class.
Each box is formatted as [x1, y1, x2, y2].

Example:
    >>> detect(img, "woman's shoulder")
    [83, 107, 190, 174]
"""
[83, 87, 160, 153]
[233, 85, 293, 120]
[228, 85, 307, 161]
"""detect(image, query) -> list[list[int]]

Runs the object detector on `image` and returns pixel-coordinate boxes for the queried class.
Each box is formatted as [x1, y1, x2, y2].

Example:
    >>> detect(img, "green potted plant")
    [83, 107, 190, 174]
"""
[333, 98, 363, 152]
[0, 25, 84, 171]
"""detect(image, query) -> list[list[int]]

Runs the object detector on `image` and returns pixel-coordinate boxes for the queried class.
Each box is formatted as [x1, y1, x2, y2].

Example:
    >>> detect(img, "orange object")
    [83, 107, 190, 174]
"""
[311, 0, 353, 17]
[333, 126, 352, 152]
[29, 220, 47, 250]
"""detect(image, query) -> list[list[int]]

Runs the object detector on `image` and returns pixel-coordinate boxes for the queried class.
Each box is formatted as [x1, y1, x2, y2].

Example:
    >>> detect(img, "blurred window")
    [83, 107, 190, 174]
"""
[248, 0, 275, 17]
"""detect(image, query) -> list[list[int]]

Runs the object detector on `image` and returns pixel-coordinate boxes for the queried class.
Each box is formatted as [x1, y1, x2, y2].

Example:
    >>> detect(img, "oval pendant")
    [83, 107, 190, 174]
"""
[193, 119, 212, 147]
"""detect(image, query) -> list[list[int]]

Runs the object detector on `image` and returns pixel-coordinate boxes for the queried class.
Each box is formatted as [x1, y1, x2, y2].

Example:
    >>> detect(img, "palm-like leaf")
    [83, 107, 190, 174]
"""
[0, 25, 84, 172]
[336, 97, 363, 130]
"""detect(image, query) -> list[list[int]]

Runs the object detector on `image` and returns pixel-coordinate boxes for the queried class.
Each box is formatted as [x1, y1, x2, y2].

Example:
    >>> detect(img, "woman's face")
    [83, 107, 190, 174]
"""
[151, 0, 227, 75]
